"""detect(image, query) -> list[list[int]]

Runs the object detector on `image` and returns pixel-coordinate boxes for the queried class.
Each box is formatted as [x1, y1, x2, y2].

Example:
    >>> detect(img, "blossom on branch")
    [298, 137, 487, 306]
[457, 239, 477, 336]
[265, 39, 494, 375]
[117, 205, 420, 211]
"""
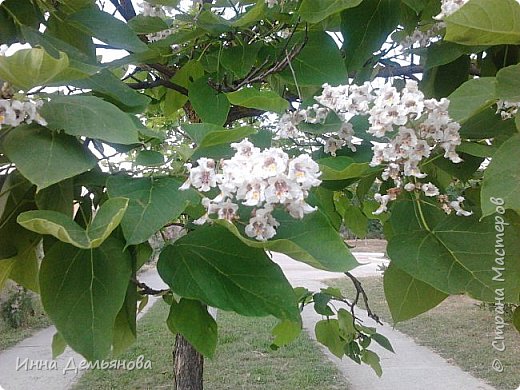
[180, 139, 322, 240]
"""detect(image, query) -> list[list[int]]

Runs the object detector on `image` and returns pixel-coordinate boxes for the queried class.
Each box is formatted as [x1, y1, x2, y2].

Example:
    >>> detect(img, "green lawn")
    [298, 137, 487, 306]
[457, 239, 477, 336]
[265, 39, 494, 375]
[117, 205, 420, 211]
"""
[328, 276, 520, 390]
[74, 300, 349, 390]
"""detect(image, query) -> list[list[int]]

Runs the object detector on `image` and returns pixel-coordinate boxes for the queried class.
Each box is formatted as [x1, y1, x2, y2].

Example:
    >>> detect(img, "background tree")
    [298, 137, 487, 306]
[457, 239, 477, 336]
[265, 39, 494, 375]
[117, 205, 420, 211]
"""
[0, 0, 519, 389]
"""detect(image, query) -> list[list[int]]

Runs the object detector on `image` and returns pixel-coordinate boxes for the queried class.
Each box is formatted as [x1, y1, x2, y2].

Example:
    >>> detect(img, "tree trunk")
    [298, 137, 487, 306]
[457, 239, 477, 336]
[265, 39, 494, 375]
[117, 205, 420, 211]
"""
[173, 334, 204, 390]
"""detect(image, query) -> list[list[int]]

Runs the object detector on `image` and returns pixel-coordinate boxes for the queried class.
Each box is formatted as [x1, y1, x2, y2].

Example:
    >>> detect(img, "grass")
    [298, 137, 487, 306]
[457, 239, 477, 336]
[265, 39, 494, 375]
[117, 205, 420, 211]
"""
[75, 301, 349, 390]
[0, 295, 51, 351]
[327, 276, 520, 390]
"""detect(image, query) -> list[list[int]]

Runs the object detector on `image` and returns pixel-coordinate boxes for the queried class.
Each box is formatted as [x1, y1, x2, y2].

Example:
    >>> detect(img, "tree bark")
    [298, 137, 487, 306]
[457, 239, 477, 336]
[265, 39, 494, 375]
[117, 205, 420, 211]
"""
[173, 334, 204, 390]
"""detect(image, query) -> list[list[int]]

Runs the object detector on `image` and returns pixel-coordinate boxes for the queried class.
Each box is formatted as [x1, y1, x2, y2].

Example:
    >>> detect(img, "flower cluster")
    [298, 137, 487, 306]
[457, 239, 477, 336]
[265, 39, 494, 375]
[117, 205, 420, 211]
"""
[276, 79, 472, 216]
[400, 24, 443, 49]
[180, 139, 322, 240]
[0, 95, 47, 130]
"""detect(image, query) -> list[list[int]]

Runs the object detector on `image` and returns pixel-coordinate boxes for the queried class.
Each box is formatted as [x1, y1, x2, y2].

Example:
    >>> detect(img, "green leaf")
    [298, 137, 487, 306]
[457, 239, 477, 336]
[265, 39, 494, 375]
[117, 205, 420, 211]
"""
[232, 1, 266, 27]
[271, 320, 301, 348]
[128, 15, 169, 34]
[337, 309, 356, 342]
[3, 125, 97, 190]
[424, 42, 486, 70]
[86, 197, 129, 247]
[481, 134, 520, 216]
[182, 123, 256, 148]
[221, 43, 261, 78]
[496, 63, 520, 102]
[35, 179, 74, 217]
[18, 210, 90, 248]
[189, 77, 230, 126]
[459, 107, 517, 139]
[402, 0, 429, 14]
[313, 292, 335, 316]
[112, 282, 137, 356]
[39, 238, 132, 361]
[226, 88, 288, 114]
[69, 69, 152, 112]
[216, 208, 359, 272]
[41, 95, 141, 144]
[387, 199, 520, 303]
[157, 224, 300, 321]
[167, 299, 218, 358]
[107, 175, 199, 246]
[371, 332, 394, 353]
[315, 319, 344, 358]
[279, 32, 346, 86]
[447, 77, 497, 124]
[52, 332, 67, 359]
[361, 349, 382, 377]
[135, 150, 165, 166]
[318, 156, 371, 180]
[69, 6, 148, 53]
[343, 203, 368, 238]
[299, 0, 362, 23]
[445, 0, 520, 46]
[17, 197, 128, 249]
[384, 263, 448, 322]
[0, 48, 69, 90]
[341, 0, 400, 72]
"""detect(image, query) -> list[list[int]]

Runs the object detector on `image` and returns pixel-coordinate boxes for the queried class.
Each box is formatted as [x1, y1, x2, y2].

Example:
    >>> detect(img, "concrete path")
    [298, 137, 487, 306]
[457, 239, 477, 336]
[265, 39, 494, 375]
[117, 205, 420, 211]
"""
[0, 269, 167, 390]
[271, 252, 496, 390]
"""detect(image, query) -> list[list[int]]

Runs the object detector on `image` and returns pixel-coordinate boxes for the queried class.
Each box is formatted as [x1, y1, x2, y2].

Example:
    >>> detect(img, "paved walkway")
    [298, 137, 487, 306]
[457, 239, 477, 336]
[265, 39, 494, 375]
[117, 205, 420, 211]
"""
[0, 253, 496, 390]
[271, 252, 496, 390]
[0, 270, 167, 390]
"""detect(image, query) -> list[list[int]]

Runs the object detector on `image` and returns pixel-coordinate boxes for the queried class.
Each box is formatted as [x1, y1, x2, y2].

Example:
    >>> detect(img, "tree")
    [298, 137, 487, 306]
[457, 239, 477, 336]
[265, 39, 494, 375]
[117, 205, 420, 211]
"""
[0, 0, 519, 388]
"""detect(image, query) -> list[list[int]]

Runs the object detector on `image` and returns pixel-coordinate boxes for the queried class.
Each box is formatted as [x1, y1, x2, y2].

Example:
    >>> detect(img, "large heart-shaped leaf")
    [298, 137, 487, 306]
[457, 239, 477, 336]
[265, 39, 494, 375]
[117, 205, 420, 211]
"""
[158, 224, 300, 321]
[387, 198, 520, 303]
[39, 238, 132, 361]
[41, 95, 141, 144]
[3, 125, 97, 190]
[107, 175, 199, 246]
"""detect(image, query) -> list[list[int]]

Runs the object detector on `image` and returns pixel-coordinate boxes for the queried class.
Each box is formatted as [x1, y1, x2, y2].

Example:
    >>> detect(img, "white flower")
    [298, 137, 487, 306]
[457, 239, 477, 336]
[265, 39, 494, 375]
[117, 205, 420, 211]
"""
[287, 154, 321, 189]
[421, 182, 440, 197]
[286, 200, 316, 219]
[252, 148, 289, 179]
[373, 193, 390, 215]
[404, 182, 417, 192]
[324, 137, 344, 156]
[449, 196, 473, 216]
[187, 158, 217, 192]
[265, 174, 303, 204]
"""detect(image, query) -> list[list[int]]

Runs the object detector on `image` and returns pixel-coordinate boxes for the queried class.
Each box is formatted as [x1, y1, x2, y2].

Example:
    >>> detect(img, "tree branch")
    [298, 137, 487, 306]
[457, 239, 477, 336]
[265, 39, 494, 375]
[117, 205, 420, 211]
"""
[344, 271, 383, 325]
[127, 78, 188, 96]
[132, 278, 171, 296]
